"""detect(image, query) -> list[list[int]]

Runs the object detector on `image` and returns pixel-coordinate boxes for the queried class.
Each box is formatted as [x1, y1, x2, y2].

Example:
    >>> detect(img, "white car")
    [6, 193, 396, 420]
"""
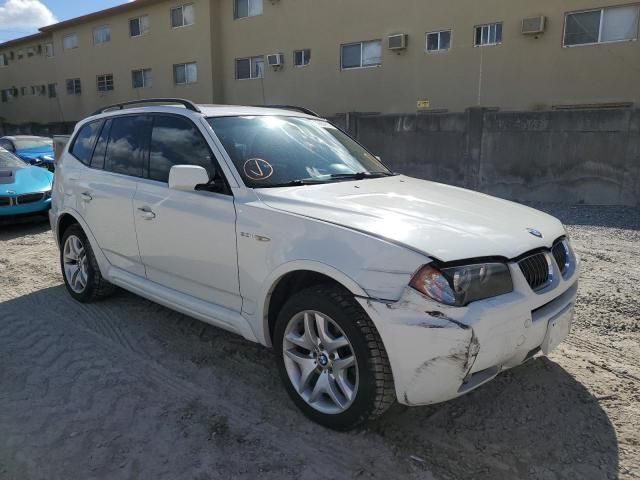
[50, 99, 579, 430]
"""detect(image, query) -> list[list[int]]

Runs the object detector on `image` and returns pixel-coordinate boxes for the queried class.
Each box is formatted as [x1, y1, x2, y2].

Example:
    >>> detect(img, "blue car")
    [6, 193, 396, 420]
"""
[0, 135, 55, 172]
[0, 147, 53, 217]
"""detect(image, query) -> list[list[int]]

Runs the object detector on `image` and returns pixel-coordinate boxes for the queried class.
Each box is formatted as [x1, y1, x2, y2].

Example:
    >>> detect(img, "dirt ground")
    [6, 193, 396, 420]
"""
[0, 204, 638, 480]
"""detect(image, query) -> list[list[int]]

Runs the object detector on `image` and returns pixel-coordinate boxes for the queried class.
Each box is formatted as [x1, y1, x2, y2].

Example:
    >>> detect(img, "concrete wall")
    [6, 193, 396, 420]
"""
[339, 108, 640, 206]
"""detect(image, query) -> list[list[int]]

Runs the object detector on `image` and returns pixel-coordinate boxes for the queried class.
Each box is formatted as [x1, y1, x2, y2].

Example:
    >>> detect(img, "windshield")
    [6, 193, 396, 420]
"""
[0, 150, 27, 168]
[14, 138, 53, 150]
[207, 116, 393, 187]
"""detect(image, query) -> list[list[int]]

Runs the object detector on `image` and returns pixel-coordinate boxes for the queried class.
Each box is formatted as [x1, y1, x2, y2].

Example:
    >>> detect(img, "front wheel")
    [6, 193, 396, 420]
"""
[274, 285, 395, 430]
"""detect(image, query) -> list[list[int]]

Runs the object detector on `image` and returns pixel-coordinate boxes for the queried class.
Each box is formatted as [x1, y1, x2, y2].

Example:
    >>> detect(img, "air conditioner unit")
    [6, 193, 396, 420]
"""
[267, 53, 284, 68]
[522, 16, 546, 35]
[388, 34, 408, 50]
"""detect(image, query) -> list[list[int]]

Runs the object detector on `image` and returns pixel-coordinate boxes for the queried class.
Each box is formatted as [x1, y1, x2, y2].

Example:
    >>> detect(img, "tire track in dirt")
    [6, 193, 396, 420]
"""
[1, 282, 424, 479]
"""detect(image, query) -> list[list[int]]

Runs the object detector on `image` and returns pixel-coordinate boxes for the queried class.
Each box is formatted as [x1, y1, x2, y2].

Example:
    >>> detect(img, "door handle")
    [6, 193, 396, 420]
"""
[80, 192, 93, 202]
[137, 207, 156, 220]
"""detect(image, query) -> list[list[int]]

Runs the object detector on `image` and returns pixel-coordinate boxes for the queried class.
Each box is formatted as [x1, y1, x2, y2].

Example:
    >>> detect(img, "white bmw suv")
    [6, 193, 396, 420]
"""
[51, 99, 579, 430]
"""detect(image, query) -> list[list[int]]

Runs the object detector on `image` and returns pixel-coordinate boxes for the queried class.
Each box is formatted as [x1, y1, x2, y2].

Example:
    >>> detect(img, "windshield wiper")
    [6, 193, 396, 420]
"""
[259, 178, 330, 188]
[328, 171, 396, 180]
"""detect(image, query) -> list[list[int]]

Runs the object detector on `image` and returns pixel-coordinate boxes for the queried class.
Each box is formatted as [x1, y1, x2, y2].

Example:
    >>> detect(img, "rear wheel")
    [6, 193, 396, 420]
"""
[274, 285, 395, 430]
[60, 224, 116, 302]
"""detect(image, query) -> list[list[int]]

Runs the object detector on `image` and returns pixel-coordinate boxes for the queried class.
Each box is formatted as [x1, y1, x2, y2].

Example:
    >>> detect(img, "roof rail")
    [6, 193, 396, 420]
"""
[91, 98, 201, 116]
[256, 105, 321, 118]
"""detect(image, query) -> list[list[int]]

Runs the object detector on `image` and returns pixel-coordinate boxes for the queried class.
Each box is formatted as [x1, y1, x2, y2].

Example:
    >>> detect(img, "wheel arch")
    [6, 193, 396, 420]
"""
[56, 212, 82, 245]
[258, 261, 368, 348]
[55, 208, 110, 277]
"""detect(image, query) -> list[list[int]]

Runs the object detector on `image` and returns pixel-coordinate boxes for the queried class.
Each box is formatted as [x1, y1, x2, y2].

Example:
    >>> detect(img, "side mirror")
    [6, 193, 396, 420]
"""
[168, 165, 210, 191]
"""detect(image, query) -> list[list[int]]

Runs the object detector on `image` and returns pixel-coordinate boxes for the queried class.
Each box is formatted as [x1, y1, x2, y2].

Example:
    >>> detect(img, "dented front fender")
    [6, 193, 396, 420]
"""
[357, 289, 480, 406]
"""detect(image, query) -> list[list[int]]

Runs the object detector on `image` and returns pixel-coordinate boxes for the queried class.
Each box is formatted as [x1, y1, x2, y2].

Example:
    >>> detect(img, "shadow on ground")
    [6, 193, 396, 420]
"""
[0, 214, 50, 240]
[374, 357, 620, 479]
[0, 284, 620, 479]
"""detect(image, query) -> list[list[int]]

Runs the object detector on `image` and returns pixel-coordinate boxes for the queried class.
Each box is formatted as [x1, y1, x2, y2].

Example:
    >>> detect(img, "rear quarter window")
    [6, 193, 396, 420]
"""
[70, 120, 103, 165]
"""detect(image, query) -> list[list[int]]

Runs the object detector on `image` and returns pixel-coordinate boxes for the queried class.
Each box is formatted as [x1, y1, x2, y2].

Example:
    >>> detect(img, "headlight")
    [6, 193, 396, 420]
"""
[410, 262, 513, 307]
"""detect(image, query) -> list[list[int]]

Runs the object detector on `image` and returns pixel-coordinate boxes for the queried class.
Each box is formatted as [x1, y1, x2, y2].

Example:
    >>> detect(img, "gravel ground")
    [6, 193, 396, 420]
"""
[0, 204, 638, 480]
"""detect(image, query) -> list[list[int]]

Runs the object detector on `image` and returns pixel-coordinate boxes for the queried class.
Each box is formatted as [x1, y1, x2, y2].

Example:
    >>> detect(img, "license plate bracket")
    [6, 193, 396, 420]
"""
[541, 304, 574, 354]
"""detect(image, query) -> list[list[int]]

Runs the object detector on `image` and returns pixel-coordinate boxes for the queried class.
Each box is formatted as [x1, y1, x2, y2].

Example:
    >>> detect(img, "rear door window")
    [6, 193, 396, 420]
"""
[148, 115, 215, 183]
[71, 120, 103, 165]
[104, 115, 150, 177]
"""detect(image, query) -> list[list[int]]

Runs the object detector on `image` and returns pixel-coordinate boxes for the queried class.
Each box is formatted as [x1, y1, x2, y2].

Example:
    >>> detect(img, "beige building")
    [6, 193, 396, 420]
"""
[1, 0, 639, 124]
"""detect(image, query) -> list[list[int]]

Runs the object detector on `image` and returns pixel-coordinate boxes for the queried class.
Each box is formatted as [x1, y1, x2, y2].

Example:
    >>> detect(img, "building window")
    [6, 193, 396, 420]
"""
[171, 4, 195, 28]
[129, 15, 150, 37]
[235, 0, 262, 19]
[66, 78, 81, 95]
[93, 26, 111, 45]
[20, 87, 26, 96]
[48, 83, 57, 98]
[43, 43, 54, 57]
[293, 49, 311, 66]
[174, 62, 197, 84]
[63, 34, 78, 50]
[564, 6, 639, 46]
[426, 30, 452, 52]
[474, 23, 503, 46]
[132, 68, 153, 88]
[17, 49, 24, 59]
[235, 56, 264, 79]
[27, 47, 35, 57]
[341, 40, 382, 70]
[0, 53, 7, 67]
[97, 74, 114, 92]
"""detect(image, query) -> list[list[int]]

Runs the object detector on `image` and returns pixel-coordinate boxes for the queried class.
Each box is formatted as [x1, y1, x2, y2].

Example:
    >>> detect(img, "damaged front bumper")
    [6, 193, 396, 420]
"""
[356, 263, 579, 406]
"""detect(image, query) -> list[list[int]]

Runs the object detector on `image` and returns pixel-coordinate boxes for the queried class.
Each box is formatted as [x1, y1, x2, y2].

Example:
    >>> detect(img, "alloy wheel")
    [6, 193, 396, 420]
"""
[63, 235, 89, 293]
[282, 310, 359, 414]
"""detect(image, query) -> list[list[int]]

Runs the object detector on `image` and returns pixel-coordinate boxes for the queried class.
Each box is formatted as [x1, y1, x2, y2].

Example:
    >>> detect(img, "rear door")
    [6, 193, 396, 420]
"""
[76, 115, 151, 277]
[133, 114, 241, 311]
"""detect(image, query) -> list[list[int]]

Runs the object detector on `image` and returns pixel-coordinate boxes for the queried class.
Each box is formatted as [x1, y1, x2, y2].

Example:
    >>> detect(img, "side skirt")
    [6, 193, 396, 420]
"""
[107, 267, 259, 343]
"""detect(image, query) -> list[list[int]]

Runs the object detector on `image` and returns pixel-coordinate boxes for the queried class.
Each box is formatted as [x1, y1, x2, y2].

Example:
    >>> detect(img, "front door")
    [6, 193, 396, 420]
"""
[132, 114, 241, 311]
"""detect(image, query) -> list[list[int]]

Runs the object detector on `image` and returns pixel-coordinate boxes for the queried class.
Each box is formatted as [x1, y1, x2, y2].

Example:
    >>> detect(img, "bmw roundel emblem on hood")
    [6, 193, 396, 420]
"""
[526, 228, 543, 238]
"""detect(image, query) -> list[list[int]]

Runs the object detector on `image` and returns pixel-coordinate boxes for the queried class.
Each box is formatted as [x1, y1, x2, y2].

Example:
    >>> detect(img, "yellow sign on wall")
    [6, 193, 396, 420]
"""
[417, 99, 430, 109]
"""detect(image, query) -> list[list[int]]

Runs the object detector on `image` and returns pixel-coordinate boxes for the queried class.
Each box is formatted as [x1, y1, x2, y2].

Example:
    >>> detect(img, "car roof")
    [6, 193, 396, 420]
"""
[85, 104, 321, 124]
[198, 105, 320, 118]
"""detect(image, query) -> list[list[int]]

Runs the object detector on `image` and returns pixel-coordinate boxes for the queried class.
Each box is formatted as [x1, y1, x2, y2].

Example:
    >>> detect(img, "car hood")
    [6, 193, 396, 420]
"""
[255, 175, 566, 262]
[0, 166, 53, 194]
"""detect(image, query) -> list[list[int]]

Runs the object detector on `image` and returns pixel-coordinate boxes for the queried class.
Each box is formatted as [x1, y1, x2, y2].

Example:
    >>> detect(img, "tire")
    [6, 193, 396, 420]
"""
[274, 285, 395, 430]
[60, 223, 116, 303]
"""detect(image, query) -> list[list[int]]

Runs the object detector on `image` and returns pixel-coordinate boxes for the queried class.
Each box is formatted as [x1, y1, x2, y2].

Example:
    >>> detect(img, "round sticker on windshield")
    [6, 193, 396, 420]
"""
[244, 158, 274, 181]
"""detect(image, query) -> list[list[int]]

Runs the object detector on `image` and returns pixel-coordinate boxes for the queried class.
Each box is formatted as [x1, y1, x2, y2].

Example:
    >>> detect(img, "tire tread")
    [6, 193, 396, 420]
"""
[307, 285, 395, 425]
